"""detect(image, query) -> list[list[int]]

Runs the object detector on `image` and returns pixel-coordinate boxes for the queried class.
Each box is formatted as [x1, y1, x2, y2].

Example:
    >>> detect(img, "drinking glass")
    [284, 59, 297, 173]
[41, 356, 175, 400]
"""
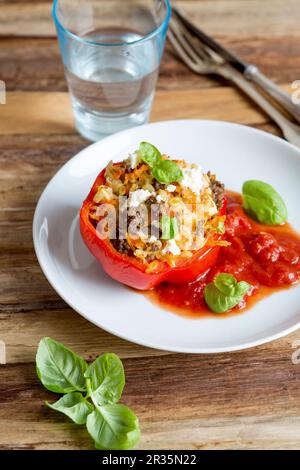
[52, 0, 171, 141]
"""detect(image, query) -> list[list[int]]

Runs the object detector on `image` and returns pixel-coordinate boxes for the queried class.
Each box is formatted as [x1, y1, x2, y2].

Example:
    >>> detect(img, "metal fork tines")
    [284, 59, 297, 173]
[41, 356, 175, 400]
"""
[168, 16, 300, 148]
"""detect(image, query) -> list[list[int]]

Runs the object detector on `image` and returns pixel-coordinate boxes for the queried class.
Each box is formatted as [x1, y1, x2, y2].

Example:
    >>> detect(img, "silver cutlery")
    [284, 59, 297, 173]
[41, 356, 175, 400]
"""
[168, 15, 300, 148]
[172, 6, 300, 126]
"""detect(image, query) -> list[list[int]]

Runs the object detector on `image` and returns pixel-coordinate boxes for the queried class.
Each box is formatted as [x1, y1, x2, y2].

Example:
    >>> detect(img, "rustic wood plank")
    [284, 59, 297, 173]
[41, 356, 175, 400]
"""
[1, 1, 300, 39]
[0, 38, 66, 92]
[1, 413, 300, 450]
[0, 87, 288, 136]
[0, 344, 300, 449]
[0, 309, 168, 362]
[1, 307, 300, 364]
[1, 37, 299, 92]
[138, 415, 300, 450]
[0, 134, 86, 209]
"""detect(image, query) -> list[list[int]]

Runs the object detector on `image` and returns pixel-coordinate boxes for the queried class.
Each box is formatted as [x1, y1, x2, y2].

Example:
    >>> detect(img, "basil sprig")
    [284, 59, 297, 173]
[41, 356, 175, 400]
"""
[242, 180, 288, 225]
[204, 273, 251, 314]
[36, 336, 88, 393]
[139, 142, 161, 168]
[161, 215, 179, 240]
[47, 392, 93, 425]
[139, 142, 183, 184]
[36, 338, 140, 450]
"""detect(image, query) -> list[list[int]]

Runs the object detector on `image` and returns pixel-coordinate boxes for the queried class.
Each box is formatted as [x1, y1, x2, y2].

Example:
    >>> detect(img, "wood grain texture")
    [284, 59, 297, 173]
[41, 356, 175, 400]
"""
[1, 86, 293, 136]
[1, 37, 300, 92]
[1, 1, 300, 39]
[0, 341, 300, 449]
[0, 0, 300, 451]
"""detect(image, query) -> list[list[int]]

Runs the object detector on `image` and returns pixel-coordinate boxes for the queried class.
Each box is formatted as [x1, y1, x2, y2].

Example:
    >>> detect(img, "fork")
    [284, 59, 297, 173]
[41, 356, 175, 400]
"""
[168, 17, 300, 148]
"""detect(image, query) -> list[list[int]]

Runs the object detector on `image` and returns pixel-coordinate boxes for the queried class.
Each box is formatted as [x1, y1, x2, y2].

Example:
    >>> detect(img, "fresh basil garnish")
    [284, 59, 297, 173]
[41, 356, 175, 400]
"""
[152, 160, 183, 184]
[36, 338, 140, 450]
[242, 180, 288, 225]
[204, 273, 251, 314]
[138, 141, 183, 184]
[84, 353, 125, 406]
[36, 337, 88, 393]
[47, 392, 93, 425]
[86, 404, 140, 451]
[161, 215, 179, 240]
[139, 142, 161, 168]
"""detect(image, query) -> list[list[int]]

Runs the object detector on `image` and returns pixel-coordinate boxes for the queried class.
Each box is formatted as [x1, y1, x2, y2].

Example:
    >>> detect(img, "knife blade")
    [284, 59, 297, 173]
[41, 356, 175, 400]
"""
[172, 6, 249, 74]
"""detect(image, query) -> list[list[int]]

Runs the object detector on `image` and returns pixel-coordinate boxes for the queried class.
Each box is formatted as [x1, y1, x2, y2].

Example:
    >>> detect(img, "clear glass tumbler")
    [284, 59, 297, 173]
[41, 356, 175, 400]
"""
[52, 0, 171, 141]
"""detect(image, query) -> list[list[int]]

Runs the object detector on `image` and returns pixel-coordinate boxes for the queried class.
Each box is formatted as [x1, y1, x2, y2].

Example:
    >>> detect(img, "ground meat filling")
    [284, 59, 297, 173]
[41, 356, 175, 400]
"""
[208, 172, 225, 210]
[91, 160, 224, 264]
[111, 238, 133, 256]
[153, 181, 166, 191]
[99, 172, 225, 257]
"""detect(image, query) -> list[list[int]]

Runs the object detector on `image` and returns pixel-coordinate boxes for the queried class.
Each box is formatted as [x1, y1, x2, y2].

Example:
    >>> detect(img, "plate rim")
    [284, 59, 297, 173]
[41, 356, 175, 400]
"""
[33, 119, 300, 354]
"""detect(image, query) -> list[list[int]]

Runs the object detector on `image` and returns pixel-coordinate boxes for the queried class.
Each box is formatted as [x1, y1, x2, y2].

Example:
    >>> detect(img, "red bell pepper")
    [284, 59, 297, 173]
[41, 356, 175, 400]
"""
[80, 168, 227, 290]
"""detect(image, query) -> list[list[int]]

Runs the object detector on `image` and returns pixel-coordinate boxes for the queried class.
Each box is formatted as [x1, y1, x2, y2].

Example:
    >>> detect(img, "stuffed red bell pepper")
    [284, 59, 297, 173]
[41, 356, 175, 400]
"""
[80, 142, 227, 290]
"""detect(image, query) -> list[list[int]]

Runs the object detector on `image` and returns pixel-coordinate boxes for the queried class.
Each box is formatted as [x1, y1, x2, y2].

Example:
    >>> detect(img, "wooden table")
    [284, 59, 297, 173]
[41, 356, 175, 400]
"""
[1, 0, 300, 450]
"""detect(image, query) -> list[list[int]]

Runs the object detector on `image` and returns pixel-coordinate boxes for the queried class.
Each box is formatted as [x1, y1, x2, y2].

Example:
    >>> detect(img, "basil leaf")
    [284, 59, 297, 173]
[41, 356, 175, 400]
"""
[47, 392, 93, 425]
[86, 405, 140, 450]
[214, 273, 237, 296]
[161, 215, 179, 240]
[204, 284, 239, 313]
[84, 353, 125, 406]
[152, 160, 183, 184]
[139, 142, 161, 168]
[36, 338, 88, 393]
[242, 180, 288, 225]
[205, 274, 251, 313]
[234, 281, 251, 297]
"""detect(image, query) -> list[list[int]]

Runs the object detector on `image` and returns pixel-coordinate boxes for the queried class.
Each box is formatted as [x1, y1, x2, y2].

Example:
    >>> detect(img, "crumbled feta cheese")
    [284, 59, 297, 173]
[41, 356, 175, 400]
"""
[162, 239, 181, 256]
[180, 164, 204, 194]
[129, 152, 140, 169]
[156, 195, 163, 203]
[149, 235, 158, 243]
[128, 189, 152, 208]
[166, 184, 176, 192]
[135, 230, 148, 240]
[207, 203, 218, 217]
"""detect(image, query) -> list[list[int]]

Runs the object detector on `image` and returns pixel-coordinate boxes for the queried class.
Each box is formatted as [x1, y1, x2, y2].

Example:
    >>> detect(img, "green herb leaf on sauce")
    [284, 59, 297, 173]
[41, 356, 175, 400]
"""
[242, 180, 288, 225]
[161, 215, 179, 240]
[213, 273, 237, 296]
[204, 273, 251, 314]
[139, 142, 161, 168]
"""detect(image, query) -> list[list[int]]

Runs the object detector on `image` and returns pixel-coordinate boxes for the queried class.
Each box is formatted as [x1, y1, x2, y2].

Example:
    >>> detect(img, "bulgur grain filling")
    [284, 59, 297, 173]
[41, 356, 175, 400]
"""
[88, 144, 226, 269]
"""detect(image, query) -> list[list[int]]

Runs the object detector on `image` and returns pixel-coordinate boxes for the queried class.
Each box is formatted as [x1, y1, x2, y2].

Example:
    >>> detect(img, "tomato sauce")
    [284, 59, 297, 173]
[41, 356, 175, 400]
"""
[148, 191, 300, 318]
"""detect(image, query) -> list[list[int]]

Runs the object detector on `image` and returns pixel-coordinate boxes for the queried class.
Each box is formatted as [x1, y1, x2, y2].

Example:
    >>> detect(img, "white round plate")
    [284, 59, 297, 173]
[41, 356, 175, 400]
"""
[33, 120, 300, 353]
